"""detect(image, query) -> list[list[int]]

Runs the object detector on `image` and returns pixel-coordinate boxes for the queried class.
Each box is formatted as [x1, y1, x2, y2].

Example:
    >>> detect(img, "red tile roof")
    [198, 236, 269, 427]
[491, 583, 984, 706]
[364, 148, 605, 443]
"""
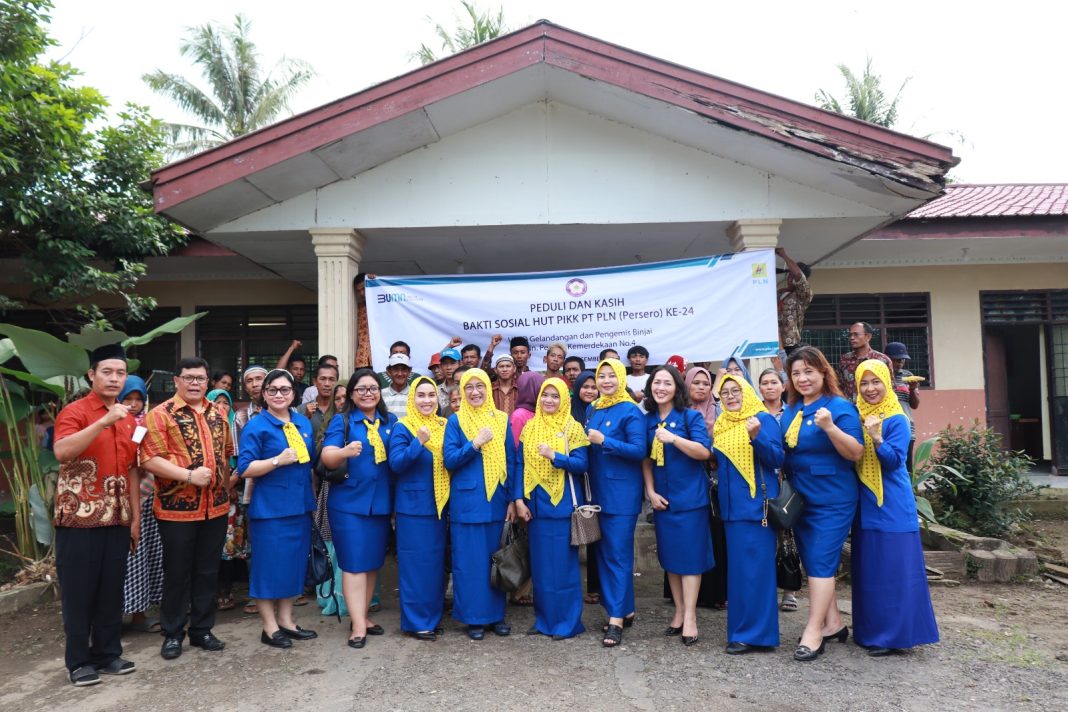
[908, 184, 1068, 219]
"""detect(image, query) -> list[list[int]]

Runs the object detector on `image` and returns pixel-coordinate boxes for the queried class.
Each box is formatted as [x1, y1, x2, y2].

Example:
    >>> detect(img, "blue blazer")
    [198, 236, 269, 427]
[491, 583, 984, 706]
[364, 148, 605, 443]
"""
[443, 414, 515, 524]
[716, 411, 784, 522]
[645, 408, 713, 513]
[857, 413, 920, 533]
[323, 411, 397, 516]
[512, 441, 590, 520]
[781, 395, 863, 506]
[585, 400, 646, 516]
[388, 422, 441, 517]
[236, 410, 316, 520]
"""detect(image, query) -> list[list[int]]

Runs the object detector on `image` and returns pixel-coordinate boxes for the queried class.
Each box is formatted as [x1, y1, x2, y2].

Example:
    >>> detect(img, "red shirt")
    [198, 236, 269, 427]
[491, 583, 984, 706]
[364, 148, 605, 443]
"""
[53, 391, 137, 528]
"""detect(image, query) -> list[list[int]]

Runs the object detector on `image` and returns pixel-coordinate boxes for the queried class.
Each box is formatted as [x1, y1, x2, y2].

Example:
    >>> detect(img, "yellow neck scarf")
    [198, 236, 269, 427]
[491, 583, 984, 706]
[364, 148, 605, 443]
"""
[521, 378, 589, 506]
[854, 359, 905, 507]
[784, 410, 803, 448]
[592, 359, 632, 410]
[400, 377, 450, 518]
[362, 417, 387, 464]
[456, 369, 508, 501]
[282, 422, 311, 463]
[650, 422, 667, 466]
[712, 375, 767, 498]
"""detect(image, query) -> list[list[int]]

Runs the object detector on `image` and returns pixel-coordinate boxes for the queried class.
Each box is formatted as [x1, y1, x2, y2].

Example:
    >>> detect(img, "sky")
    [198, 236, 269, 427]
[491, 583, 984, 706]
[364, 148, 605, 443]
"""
[43, 0, 1068, 183]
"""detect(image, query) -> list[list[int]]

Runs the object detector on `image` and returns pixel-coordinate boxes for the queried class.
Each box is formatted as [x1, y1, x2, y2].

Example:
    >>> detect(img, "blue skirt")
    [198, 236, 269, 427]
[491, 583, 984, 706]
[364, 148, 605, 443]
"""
[451, 521, 506, 625]
[529, 517, 585, 638]
[794, 500, 856, 577]
[248, 514, 311, 600]
[396, 513, 447, 633]
[851, 528, 940, 649]
[329, 508, 390, 574]
[654, 506, 715, 575]
[724, 521, 779, 647]
[596, 513, 638, 619]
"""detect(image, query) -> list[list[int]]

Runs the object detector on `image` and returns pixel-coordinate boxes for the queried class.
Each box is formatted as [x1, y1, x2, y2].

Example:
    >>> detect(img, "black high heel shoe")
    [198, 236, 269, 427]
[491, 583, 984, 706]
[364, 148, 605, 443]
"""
[793, 639, 825, 661]
[663, 625, 683, 636]
[823, 626, 849, 643]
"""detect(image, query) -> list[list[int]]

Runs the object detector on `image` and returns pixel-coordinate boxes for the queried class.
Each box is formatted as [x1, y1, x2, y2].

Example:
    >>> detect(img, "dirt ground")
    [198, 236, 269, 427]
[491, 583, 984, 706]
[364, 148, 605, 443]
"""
[2, 523, 1067, 712]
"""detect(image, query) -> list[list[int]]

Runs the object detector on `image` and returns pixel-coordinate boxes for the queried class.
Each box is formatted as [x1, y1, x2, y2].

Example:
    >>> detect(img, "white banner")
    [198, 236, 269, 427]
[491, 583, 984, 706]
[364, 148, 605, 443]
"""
[364, 251, 779, 370]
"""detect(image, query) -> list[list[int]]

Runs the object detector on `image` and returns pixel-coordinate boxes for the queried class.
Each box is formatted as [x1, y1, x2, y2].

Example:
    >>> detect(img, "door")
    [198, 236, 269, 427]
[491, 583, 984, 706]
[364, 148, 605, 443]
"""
[1051, 325, 1068, 474]
[983, 329, 1010, 449]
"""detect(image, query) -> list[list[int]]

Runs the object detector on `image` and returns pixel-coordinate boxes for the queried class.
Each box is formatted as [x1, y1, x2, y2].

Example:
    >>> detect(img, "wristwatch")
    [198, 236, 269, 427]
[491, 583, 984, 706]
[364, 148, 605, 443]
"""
[271, 457, 279, 467]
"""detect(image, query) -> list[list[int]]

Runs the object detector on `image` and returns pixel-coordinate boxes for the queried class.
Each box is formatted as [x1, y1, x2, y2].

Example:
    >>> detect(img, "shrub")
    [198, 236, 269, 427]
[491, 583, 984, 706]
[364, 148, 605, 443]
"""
[923, 422, 1036, 538]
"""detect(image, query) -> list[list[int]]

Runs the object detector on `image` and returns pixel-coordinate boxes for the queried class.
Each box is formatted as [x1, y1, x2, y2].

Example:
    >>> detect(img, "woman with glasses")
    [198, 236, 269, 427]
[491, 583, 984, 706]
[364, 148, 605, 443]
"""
[235, 369, 317, 648]
[320, 369, 397, 649]
[443, 368, 516, 640]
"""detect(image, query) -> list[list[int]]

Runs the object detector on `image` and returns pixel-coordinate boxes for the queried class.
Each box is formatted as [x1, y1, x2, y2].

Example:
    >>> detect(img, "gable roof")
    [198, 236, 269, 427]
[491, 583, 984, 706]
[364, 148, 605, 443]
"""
[150, 20, 957, 233]
[906, 184, 1068, 219]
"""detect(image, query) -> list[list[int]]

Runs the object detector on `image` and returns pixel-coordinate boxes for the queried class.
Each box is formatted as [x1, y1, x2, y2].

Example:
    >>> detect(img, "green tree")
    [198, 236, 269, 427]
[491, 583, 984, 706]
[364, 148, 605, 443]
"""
[143, 13, 313, 157]
[815, 58, 909, 128]
[415, 1, 508, 65]
[0, 0, 186, 329]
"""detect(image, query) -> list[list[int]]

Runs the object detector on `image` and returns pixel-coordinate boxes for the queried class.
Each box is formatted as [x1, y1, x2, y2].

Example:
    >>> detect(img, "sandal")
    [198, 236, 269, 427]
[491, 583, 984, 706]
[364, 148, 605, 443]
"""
[243, 601, 258, 614]
[780, 593, 798, 612]
[217, 596, 235, 611]
[602, 624, 623, 648]
[601, 614, 635, 632]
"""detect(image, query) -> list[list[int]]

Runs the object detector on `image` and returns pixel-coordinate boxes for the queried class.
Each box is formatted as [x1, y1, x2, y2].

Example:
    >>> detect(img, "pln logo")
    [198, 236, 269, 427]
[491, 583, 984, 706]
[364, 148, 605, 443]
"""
[751, 263, 768, 279]
[565, 278, 588, 297]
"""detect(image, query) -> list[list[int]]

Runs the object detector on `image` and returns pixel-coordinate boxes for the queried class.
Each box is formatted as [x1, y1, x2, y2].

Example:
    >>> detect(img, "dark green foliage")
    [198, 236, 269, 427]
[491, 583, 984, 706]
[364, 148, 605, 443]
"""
[924, 423, 1036, 538]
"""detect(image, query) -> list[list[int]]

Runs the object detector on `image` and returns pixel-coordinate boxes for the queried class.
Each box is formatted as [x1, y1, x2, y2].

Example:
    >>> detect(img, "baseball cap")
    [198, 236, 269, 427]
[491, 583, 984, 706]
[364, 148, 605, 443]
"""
[428, 353, 442, 367]
[440, 348, 461, 362]
[388, 353, 411, 368]
[884, 342, 910, 360]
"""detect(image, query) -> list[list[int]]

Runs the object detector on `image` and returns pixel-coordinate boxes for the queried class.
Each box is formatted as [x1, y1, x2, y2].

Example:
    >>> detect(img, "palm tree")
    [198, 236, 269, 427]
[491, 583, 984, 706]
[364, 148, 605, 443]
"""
[143, 14, 313, 158]
[815, 58, 909, 128]
[414, 1, 507, 65]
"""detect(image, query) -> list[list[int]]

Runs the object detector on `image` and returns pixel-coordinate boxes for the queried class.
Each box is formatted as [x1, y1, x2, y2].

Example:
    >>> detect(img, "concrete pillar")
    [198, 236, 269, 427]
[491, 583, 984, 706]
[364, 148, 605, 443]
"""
[726, 219, 782, 252]
[310, 228, 366, 377]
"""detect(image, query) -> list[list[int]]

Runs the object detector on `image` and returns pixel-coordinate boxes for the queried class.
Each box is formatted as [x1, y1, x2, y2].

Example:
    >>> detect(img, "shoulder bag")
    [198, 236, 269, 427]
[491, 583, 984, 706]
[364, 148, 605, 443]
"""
[757, 461, 805, 530]
[568, 472, 602, 546]
[776, 527, 804, 591]
[315, 413, 351, 485]
[490, 521, 530, 592]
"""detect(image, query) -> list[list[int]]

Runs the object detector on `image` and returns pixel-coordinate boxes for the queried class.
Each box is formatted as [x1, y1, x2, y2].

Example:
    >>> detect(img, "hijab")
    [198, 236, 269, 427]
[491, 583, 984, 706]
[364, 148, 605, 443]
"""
[399, 376, 450, 518]
[721, 353, 752, 385]
[712, 374, 767, 498]
[514, 371, 545, 413]
[207, 388, 238, 465]
[119, 375, 148, 426]
[520, 378, 590, 506]
[592, 358, 631, 410]
[854, 359, 905, 507]
[456, 368, 508, 501]
[570, 370, 596, 423]
[684, 366, 717, 434]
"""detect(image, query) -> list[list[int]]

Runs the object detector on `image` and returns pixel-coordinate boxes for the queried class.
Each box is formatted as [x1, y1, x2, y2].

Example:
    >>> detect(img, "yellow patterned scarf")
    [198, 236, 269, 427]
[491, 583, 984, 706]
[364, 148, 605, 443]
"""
[592, 359, 632, 410]
[650, 422, 667, 466]
[784, 410, 803, 448]
[282, 422, 311, 463]
[521, 378, 589, 506]
[712, 375, 767, 498]
[363, 417, 387, 464]
[854, 359, 905, 507]
[456, 369, 508, 501]
[400, 377, 450, 518]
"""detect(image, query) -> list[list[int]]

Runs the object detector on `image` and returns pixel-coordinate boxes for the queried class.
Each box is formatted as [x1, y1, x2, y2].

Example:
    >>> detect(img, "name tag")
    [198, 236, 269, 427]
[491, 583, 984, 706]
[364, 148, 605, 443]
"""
[132, 426, 148, 444]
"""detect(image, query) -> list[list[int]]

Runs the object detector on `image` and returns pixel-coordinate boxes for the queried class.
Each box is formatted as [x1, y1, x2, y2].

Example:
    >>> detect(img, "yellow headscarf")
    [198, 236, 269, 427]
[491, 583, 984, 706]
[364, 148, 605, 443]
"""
[592, 359, 632, 410]
[456, 368, 508, 501]
[712, 374, 768, 498]
[520, 378, 590, 506]
[400, 377, 450, 518]
[854, 359, 905, 507]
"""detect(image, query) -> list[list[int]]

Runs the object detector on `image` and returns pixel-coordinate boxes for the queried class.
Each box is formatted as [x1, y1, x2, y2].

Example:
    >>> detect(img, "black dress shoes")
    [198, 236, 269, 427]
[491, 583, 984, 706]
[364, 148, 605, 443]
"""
[793, 640, 826, 661]
[664, 625, 683, 636]
[366, 624, 385, 636]
[261, 630, 292, 648]
[160, 637, 182, 660]
[347, 636, 366, 649]
[681, 635, 699, 647]
[189, 632, 225, 651]
[823, 626, 849, 643]
[725, 641, 754, 655]
[492, 622, 511, 636]
[279, 625, 318, 640]
[412, 631, 437, 641]
[867, 646, 898, 657]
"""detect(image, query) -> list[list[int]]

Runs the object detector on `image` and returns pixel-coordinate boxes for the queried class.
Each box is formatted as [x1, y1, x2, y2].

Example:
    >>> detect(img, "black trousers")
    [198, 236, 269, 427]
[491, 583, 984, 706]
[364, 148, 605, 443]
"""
[55, 525, 130, 671]
[157, 515, 228, 640]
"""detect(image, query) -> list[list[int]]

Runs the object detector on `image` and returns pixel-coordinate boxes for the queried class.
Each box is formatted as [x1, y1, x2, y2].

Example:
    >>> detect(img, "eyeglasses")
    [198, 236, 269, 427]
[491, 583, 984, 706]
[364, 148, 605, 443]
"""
[179, 375, 209, 384]
[720, 388, 742, 398]
[463, 383, 487, 393]
[265, 387, 293, 396]
[353, 386, 380, 396]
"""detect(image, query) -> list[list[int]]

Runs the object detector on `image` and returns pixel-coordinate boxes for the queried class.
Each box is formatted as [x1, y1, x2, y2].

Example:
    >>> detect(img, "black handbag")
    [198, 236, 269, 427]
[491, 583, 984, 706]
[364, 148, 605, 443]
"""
[490, 521, 529, 592]
[776, 528, 803, 591]
[757, 463, 805, 530]
[315, 413, 350, 484]
[306, 519, 331, 588]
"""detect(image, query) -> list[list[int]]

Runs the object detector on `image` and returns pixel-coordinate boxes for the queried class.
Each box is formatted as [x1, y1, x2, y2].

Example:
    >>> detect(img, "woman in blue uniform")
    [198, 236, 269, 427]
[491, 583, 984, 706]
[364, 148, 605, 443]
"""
[320, 368, 396, 649]
[443, 368, 516, 641]
[388, 377, 450, 641]
[585, 358, 646, 648]
[713, 373, 784, 654]
[513, 377, 590, 640]
[851, 360, 939, 656]
[642, 366, 714, 647]
[781, 346, 864, 662]
[236, 369, 317, 648]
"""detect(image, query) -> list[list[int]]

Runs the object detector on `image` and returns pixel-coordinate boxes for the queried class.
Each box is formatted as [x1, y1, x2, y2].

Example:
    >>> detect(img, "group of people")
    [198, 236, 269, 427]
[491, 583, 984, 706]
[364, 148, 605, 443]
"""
[50, 323, 939, 687]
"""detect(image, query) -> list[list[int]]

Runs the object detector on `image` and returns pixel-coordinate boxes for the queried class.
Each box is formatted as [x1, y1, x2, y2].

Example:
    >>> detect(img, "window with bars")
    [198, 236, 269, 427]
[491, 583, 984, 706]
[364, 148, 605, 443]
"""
[800, 293, 932, 386]
[197, 305, 318, 399]
[981, 290, 1068, 324]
